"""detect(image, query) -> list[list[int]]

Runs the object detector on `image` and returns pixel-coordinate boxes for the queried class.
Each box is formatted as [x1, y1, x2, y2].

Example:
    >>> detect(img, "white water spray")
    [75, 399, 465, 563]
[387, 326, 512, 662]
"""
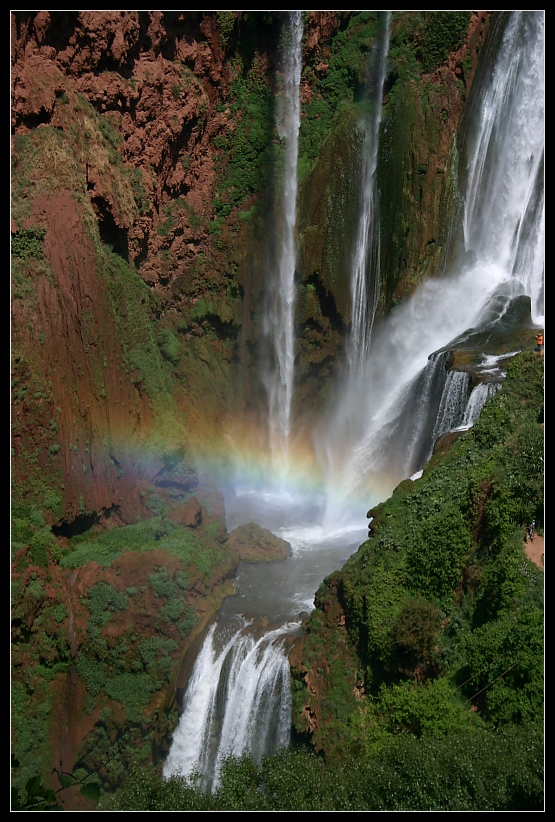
[347, 11, 391, 376]
[461, 382, 501, 430]
[163, 620, 296, 792]
[431, 369, 471, 442]
[263, 11, 303, 474]
[461, 10, 544, 324]
[320, 10, 544, 529]
[321, 259, 508, 528]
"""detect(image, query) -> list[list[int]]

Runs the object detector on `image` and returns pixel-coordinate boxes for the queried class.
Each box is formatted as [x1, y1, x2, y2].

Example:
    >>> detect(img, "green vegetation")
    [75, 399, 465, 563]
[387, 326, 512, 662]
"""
[290, 351, 543, 795]
[11, 226, 47, 259]
[59, 514, 224, 572]
[99, 721, 543, 810]
[212, 50, 273, 217]
[100, 246, 173, 409]
[11, 756, 100, 811]
[217, 11, 237, 47]
[90, 242, 194, 465]
[11, 252, 55, 308]
[297, 12, 381, 183]
[11, 559, 72, 793]
[10, 502, 231, 801]
[15, 718, 543, 811]
[11, 9, 541, 812]
[13, 351, 541, 811]
[156, 328, 181, 365]
[417, 11, 471, 74]
[94, 352, 543, 811]
[148, 566, 196, 635]
[85, 582, 129, 628]
[127, 166, 151, 216]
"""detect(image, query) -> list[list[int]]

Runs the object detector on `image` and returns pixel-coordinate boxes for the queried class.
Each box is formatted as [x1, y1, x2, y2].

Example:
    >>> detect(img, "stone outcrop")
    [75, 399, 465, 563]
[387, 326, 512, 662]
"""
[11, 10, 499, 806]
[225, 522, 292, 563]
[11, 10, 493, 527]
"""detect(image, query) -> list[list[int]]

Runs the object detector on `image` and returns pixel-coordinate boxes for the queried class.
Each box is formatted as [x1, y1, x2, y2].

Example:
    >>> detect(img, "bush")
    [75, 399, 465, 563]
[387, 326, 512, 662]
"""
[461, 604, 544, 725]
[100, 722, 543, 810]
[405, 501, 472, 605]
[86, 582, 128, 628]
[156, 328, 181, 365]
[391, 596, 440, 668]
[28, 530, 55, 569]
[104, 672, 154, 723]
[12, 226, 46, 259]
[417, 11, 471, 74]
[53, 603, 68, 623]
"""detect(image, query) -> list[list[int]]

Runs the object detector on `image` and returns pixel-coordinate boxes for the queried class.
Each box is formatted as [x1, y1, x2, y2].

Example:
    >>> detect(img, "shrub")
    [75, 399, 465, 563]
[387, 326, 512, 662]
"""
[86, 582, 128, 628]
[373, 677, 479, 739]
[28, 530, 55, 569]
[417, 11, 471, 74]
[148, 566, 175, 600]
[391, 596, 440, 668]
[159, 597, 185, 623]
[104, 672, 154, 723]
[53, 603, 68, 623]
[12, 226, 47, 259]
[405, 501, 472, 605]
[217, 11, 237, 46]
[461, 604, 544, 725]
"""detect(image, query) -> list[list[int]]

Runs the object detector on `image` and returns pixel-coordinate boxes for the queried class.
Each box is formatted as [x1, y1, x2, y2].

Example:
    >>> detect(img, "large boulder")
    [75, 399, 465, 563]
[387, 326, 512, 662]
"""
[168, 497, 202, 527]
[225, 522, 292, 563]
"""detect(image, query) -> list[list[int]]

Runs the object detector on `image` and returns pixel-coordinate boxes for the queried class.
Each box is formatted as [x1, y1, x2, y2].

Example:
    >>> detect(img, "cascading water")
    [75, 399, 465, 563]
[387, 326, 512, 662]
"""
[320, 257, 510, 528]
[319, 9, 544, 529]
[460, 10, 544, 326]
[460, 382, 501, 430]
[164, 11, 544, 794]
[163, 619, 297, 793]
[262, 11, 303, 477]
[346, 10, 391, 377]
[431, 369, 472, 442]
[162, 486, 366, 791]
[430, 347, 513, 441]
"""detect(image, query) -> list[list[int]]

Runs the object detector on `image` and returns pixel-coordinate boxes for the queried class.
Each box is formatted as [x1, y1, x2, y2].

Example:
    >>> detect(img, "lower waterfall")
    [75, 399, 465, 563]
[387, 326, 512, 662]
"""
[163, 487, 368, 791]
[163, 619, 298, 793]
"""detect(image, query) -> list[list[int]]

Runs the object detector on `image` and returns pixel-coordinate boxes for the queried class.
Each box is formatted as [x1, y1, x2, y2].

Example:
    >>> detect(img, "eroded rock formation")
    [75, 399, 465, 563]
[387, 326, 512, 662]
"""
[11, 11, 495, 806]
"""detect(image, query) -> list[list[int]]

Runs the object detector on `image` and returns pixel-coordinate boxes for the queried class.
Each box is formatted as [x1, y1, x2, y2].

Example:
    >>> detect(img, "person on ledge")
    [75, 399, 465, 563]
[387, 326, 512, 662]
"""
[535, 332, 544, 352]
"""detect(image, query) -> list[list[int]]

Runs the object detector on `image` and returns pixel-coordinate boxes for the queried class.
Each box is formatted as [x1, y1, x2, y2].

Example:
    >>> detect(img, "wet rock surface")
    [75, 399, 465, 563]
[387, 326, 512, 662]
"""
[225, 521, 292, 563]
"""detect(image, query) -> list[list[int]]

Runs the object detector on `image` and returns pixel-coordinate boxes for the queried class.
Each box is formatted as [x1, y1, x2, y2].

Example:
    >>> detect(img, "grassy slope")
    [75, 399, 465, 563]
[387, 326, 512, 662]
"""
[291, 346, 544, 765]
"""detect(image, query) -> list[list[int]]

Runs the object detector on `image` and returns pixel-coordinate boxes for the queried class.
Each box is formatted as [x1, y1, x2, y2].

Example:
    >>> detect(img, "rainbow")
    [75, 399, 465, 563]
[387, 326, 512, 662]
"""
[188, 412, 408, 535]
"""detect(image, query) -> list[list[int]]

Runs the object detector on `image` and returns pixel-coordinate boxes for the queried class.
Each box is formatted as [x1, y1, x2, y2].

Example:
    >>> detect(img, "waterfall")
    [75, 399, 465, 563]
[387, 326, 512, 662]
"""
[429, 372, 500, 447]
[163, 619, 296, 793]
[262, 11, 303, 476]
[347, 11, 391, 376]
[460, 382, 501, 429]
[460, 10, 544, 325]
[320, 257, 509, 528]
[319, 10, 544, 529]
[431, 370, 471, 443]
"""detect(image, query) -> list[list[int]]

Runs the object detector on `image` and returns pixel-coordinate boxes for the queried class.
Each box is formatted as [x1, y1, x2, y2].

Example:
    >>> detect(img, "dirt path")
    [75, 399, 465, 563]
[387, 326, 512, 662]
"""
[524, 534, 544, 570]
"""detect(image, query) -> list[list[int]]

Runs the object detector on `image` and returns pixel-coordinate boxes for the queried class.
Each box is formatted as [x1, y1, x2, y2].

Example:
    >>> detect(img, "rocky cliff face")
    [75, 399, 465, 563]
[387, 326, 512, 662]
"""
[292, 11, 491, 425]
[11, 10, 494, 806]
[11, 10, 491, 527]
[11, 10, 255, 528]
